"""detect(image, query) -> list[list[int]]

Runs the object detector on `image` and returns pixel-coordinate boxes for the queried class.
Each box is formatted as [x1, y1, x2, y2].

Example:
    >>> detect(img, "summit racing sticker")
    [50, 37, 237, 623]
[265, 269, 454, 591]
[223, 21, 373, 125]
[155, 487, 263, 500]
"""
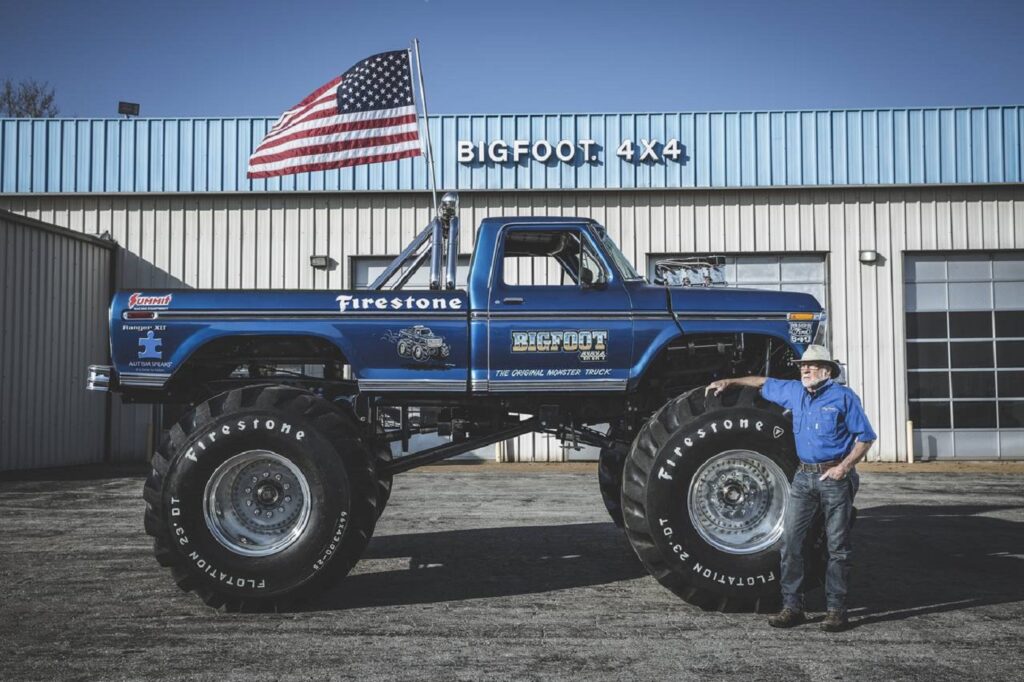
[128, 293, 173, 309]
[511, 330, 608, 362]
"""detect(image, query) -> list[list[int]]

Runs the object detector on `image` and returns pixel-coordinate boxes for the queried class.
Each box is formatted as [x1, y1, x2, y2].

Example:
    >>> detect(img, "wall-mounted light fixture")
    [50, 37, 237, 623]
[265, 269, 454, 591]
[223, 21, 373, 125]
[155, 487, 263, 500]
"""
[858, 249, 879, 264]
[309, 255, 337, 270]
[118, 101, 140, 118]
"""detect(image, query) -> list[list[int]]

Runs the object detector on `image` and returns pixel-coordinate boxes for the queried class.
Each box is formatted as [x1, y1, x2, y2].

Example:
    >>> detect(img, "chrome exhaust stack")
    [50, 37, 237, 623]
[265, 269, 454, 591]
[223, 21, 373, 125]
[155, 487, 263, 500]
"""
[372, 191, 459, 291]
[429, 217, 444, 290]
[431, 191, 459, 291]
[441, 192, 460, 290]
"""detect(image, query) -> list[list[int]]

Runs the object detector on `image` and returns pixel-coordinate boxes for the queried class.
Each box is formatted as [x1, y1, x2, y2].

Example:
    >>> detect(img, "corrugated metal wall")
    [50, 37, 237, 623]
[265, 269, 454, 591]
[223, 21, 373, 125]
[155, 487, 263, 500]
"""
[3, 106, 1022, 193]
[3, 187, 1023, 462]
[0, 210, 114, 471]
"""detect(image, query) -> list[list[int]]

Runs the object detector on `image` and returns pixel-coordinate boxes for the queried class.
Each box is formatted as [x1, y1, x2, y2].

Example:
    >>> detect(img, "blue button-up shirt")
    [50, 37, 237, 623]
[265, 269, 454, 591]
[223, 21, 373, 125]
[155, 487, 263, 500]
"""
[761, 378, 877, 463]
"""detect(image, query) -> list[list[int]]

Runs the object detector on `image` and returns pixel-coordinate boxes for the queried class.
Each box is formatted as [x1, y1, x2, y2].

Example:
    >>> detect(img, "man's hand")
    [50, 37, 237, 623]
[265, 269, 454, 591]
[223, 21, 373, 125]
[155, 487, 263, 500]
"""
[705, 379, 733, 396]
[819, 463, 850, 481]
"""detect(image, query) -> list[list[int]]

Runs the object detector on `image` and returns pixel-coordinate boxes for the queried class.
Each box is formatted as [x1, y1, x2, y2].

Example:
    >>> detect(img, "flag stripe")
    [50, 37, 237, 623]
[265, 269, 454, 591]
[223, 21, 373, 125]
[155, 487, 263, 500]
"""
[256, 112, 418, 152]
[249, 131, 420, 166]
[251, 124, 420, 160]
[268, 94, 340, 137]
[248, 148, 422, 179]
[269, 78, 342, 134]
[248, 140, 422, 174]
[248, 148, 421, 179]
[259, 105, 418, 147]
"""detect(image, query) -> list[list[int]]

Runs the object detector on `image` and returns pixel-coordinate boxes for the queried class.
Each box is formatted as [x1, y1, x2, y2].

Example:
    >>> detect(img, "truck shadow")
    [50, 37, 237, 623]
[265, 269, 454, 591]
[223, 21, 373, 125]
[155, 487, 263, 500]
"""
[304, 522, 646, 611]
[844, 504, 1024, 628]
[303, 504, 1024, 618]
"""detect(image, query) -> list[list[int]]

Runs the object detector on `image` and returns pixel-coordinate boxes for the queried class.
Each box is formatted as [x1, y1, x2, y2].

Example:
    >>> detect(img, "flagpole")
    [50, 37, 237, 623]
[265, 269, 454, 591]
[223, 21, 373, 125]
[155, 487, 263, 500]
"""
[411, 38, 439, 215]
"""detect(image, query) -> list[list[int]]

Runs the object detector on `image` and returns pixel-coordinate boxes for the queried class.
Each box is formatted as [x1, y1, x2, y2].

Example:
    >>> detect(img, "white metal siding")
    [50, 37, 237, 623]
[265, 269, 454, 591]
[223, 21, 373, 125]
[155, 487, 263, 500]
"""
[3, 186, 1023, 462]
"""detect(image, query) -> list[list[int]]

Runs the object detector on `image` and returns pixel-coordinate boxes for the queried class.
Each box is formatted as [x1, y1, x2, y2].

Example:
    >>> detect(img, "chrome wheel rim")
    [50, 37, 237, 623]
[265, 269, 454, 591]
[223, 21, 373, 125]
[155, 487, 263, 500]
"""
[687, 449, 789, 555]
[203, 450, 312, 557]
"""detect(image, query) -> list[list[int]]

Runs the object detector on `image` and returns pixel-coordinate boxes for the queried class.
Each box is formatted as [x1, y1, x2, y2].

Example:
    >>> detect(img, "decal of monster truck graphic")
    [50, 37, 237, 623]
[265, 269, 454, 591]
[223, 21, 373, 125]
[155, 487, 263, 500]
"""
[389, 325, 451, 362]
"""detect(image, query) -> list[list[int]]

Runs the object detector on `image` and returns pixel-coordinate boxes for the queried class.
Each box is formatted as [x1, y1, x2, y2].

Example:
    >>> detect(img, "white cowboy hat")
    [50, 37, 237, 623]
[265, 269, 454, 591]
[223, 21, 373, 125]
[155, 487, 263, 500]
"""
[793, 344, 841, 378]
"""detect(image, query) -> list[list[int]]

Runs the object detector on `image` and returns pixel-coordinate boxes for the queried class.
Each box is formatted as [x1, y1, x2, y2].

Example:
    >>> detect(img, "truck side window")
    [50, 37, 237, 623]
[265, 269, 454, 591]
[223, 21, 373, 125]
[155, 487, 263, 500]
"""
[501, 230, 605, 287]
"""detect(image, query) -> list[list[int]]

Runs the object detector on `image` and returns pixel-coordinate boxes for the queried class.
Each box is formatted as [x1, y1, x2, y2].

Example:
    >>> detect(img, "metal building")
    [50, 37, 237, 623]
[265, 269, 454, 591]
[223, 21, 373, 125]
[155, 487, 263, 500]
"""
[0, 210, 115, 470]
[2, 107, 1023, 464]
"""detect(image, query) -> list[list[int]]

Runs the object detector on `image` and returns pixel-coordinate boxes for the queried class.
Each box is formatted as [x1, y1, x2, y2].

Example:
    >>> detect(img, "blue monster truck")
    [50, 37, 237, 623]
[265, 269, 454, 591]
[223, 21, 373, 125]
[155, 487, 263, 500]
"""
[88, 192, 829, 612]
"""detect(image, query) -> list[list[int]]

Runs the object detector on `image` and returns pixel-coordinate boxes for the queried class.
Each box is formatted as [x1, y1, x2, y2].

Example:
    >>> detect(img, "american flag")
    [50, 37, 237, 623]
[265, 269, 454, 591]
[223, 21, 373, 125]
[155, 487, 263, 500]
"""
[247, 50, 422, 179]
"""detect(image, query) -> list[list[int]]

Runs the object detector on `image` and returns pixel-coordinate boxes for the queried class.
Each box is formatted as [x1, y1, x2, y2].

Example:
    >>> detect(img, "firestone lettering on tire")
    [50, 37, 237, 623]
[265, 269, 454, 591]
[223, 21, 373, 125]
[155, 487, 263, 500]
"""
[664, 419, 779, 468]
[184, 421, 305, 462]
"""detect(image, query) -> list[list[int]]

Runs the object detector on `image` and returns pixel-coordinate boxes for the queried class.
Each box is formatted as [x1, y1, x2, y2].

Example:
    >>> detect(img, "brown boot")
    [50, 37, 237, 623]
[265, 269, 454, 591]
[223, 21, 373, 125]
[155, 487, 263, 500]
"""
[768, 608, 806, 628]
[821, 610, 849, 632]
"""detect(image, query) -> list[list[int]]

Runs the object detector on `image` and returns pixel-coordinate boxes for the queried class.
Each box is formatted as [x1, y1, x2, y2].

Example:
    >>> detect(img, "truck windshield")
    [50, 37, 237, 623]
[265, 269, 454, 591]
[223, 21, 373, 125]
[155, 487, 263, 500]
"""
[594, 226, 643, 281]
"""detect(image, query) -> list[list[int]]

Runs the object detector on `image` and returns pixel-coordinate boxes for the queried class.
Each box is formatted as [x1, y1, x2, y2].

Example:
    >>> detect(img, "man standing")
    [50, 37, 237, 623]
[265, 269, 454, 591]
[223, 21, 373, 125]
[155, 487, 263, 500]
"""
[706, 345, 876, 632]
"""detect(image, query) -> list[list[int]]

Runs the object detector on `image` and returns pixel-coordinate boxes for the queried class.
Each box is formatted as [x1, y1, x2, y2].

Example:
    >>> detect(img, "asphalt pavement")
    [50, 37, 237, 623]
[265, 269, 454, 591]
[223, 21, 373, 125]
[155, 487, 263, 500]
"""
[1, 465, 1022, 681]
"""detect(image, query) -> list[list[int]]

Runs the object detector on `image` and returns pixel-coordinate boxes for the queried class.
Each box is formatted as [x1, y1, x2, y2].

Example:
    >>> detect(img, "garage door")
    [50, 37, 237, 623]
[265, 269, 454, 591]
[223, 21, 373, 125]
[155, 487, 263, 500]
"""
[905, 252, 1024, 460]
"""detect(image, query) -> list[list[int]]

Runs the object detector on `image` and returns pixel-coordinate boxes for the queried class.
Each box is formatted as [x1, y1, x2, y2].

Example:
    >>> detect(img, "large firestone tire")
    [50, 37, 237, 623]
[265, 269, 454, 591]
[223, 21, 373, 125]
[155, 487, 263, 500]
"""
[143, 385, 380, 612]
[598, 424, 633, 528]
[369, 438, 392, 518]
[622, 386, 825, 612]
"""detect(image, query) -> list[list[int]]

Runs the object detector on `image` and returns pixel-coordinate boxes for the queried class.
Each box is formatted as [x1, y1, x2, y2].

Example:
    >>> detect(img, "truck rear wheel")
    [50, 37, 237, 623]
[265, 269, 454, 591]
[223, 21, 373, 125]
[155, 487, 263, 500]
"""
[622, 386, 825, 612]
[143, 385, 379, 611]
[598, 425, 632, 528]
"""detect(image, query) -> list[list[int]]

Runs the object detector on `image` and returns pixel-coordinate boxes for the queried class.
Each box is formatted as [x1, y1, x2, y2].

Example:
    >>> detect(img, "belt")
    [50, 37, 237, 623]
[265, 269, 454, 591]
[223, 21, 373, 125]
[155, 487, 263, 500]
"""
[798, 459, 843, 473]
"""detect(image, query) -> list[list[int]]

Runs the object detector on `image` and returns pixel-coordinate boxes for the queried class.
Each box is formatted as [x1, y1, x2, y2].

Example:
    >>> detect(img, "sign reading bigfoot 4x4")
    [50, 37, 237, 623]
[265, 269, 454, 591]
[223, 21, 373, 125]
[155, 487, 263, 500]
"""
[457, 138, 687, 164]
[511, 330, 608, 362]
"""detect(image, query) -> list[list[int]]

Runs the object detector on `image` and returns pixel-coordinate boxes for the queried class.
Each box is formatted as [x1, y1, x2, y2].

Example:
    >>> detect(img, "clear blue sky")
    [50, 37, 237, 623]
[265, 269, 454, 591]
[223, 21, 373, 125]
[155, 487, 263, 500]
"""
[1, 0, 1022, 118]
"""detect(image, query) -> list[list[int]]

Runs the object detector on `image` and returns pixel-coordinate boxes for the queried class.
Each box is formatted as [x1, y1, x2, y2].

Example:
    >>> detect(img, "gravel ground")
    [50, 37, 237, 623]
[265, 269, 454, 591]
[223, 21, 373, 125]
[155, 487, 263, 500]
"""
[1, 465, 1022, 681]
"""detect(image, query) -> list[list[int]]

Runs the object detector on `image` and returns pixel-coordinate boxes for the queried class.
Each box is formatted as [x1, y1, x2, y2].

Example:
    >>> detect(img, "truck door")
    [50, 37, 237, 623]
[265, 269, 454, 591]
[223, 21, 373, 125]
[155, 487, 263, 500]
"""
[485, 224, 632, 392]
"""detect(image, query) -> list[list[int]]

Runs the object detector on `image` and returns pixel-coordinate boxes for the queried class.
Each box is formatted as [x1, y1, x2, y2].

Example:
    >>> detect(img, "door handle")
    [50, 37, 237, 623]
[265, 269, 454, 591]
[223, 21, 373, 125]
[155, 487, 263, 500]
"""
[501, 297, 524, 305]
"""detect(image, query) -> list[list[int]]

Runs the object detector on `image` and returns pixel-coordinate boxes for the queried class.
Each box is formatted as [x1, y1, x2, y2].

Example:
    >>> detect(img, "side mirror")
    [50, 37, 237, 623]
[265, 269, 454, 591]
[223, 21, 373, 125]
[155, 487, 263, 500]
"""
[580, 267, 606, 288]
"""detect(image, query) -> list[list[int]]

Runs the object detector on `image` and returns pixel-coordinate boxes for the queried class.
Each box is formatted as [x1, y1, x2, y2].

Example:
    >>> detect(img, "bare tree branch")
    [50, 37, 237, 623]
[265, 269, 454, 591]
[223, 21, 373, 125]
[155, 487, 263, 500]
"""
[0, 79, 59, 117]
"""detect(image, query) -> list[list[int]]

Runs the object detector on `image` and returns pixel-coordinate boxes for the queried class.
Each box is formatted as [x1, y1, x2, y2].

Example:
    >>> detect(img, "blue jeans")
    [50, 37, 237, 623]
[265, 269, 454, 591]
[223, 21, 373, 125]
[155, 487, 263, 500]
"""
[780, 469, 859, 613]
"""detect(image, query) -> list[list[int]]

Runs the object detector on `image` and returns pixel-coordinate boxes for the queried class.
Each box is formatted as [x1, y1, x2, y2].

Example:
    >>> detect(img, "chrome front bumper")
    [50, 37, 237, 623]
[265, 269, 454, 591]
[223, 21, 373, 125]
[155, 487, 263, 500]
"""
[87, 364, 112, 392]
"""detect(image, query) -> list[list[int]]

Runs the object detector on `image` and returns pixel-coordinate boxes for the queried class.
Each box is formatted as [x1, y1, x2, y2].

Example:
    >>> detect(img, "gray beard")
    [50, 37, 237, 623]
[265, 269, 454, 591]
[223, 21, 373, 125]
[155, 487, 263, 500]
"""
[804, 377, 829, 393]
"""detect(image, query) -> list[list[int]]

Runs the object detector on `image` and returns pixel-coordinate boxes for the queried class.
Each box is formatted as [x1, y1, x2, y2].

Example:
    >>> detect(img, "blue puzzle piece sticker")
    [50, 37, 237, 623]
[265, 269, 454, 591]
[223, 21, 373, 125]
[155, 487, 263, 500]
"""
[138, 330, 163, 359]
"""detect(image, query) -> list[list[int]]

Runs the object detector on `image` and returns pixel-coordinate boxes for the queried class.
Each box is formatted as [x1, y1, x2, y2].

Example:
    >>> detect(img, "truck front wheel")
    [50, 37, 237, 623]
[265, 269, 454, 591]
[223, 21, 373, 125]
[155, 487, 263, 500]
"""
[143, 385, 379, 611]
[622, 386, 825, 612]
